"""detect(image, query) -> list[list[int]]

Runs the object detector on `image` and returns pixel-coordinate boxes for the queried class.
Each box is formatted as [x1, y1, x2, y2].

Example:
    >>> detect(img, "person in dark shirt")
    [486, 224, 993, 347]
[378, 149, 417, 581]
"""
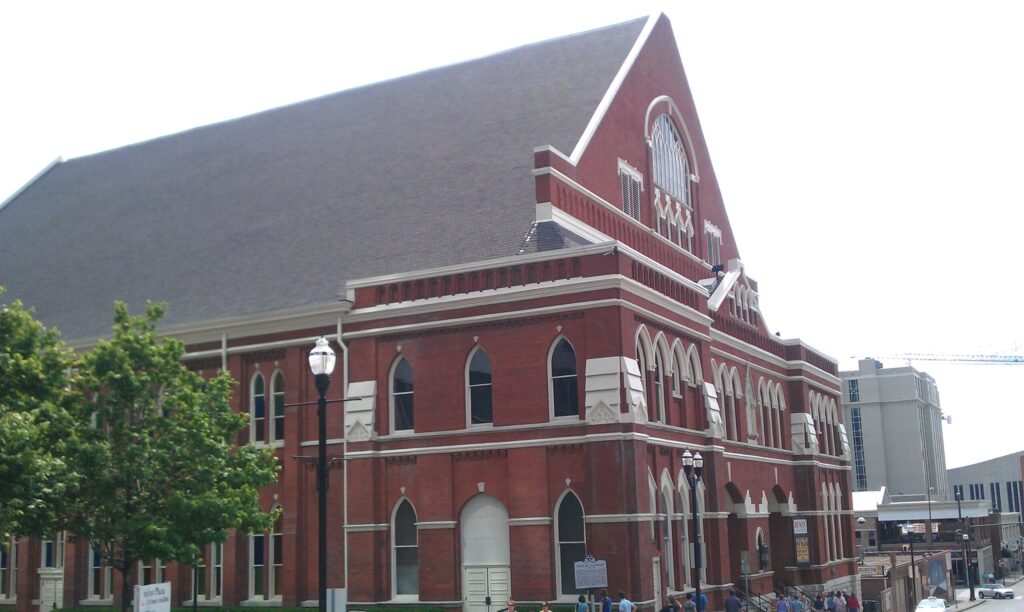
[658, 595, 680, 612]
[724, 590, 742, 612]
[600, 590, 612, 612]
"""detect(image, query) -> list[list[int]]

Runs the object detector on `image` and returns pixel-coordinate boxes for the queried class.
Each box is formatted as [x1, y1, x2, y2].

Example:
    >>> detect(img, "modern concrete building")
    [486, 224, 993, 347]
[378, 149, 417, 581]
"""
[948, 451, 1024, 515]
[840, 359, 949, 499]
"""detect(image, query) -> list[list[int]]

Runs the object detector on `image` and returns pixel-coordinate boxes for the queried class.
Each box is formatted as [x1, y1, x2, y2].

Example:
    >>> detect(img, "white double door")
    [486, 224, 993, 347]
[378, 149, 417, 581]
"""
[463, 566, 511, 612]
[461, 494, 511, 612]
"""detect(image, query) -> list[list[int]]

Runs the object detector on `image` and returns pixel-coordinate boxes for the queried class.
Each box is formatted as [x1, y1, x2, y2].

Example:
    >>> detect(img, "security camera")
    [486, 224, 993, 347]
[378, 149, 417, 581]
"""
[857, 517, 866, 525]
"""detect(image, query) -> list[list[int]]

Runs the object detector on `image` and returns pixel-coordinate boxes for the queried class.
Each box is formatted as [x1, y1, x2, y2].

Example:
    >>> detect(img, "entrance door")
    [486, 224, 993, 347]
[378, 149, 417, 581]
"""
[464, 566, 511, 612]
[461, 494, 511, 612]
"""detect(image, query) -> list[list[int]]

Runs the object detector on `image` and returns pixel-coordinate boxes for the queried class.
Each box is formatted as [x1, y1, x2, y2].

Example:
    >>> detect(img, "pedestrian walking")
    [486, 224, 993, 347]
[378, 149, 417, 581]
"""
[725, 590, 742, 612]
[618, 591, 635, 612]
[825, 591, 836, 612]
[682, 594, 696, 612]
[813, 593, 824, 612]
[776, 593, 789, 612]
[578, 595, 590, 612]
[600, 590, 613, 612]
[789, 593, 805, 612]
[844, 593, 859, 612]
[659, 595, 680, 612]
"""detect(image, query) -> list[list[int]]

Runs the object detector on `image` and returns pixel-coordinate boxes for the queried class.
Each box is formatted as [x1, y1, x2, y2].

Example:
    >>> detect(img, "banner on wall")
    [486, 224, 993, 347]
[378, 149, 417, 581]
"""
[794, 518, 811, 567]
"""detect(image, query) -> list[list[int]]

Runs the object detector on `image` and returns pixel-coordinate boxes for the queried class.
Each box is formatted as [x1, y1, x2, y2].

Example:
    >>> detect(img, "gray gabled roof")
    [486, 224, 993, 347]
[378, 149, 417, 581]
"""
[0, 17, 647, 342]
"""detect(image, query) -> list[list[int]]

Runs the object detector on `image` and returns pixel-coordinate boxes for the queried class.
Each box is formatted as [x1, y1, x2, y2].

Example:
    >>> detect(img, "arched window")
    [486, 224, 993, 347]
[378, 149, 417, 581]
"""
[391, 357, 414, 432]
[653, 352, 665, 423]
[251, 373, 266, 444]
[556, 493, 586, 598]
[660, 488, 675, 590]
[651, 114, 692, 208]
[271, 372, 285, 442]
[392, 500, 419, 598]
[269, 513, 283, 598]
[550, 339, 579, 418]
[467, 348, 493, 426]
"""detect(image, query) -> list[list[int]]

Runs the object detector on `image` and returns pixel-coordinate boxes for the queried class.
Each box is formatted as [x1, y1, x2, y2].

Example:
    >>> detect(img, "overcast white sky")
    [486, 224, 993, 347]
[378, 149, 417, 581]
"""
[1, 1, 1021, 470]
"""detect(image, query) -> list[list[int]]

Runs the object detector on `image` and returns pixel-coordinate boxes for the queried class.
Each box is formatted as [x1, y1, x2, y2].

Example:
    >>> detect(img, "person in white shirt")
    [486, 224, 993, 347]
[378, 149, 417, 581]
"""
[618, 592, 634, 612]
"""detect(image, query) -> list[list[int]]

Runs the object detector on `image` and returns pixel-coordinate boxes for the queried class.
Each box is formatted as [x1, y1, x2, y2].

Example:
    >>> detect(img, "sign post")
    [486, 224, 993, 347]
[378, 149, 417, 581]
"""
[575, 556, 608, 612]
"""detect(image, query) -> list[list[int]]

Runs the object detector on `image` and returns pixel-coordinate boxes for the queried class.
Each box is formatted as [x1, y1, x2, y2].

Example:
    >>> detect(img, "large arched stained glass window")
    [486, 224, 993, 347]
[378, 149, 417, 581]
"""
[652, 114, 692, 208]
[393, 500, 419, 597]
[468, 348, 493, 425]
[550, 339, 579, 418]
[392, 358, 414, 432]
[556, 493, 586, 597]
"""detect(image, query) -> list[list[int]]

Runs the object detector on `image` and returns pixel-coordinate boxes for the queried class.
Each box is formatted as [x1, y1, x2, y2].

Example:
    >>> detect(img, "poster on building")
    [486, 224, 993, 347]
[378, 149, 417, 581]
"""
[793, 518, 810, 567]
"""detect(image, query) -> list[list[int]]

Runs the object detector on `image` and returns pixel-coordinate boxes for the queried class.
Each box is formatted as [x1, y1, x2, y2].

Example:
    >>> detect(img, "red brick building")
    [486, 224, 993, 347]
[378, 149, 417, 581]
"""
[0, 14, 855, 612]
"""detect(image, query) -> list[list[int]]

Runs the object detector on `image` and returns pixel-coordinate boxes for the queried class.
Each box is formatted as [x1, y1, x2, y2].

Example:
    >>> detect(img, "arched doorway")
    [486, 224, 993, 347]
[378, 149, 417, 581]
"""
[461, 494, 510, 612]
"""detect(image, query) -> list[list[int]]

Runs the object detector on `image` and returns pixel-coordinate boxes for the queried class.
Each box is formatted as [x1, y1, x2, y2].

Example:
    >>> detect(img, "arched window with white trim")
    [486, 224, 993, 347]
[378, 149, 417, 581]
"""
[271, 371, 285, 442]
[250, 373, 266, 444]
[651, 114, 692, 208]
[653, 351, 665, 423]
[392, 500, 418, 598]
[467, 348, 493, 426]
[391, 357, 414, 432]
[550, 339, 579, 418]
[555, 492, 586, 598]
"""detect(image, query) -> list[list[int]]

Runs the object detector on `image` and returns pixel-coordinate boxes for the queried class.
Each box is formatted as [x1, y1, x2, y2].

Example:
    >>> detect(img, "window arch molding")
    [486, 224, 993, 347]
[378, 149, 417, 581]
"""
[390, 497, 419, 600]
[548, 336, 580, 420]
[465, 345, 493, 427]
[644, 96, 700, 182]
[389, 355, 415, 434]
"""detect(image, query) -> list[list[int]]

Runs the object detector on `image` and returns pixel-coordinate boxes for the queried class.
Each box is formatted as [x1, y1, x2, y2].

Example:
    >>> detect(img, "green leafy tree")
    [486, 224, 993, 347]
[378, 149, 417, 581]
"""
[67, 302, 279, 612]
[0, 287, 77, 538]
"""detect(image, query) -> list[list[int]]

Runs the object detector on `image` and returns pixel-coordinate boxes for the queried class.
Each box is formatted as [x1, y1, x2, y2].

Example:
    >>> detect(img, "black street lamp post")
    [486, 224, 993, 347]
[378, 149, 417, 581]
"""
[682, 450, 705, 612]
[955, 492, 975, 601]
[308, 337, 337, 612]
[902, 523, 918, 605]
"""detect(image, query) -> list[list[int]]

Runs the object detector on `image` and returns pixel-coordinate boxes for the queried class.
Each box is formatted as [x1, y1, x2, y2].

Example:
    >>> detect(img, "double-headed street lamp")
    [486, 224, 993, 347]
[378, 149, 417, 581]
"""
[955, 491, 975, 601]
[309, 337, 337, 612]
[682, 450, 705, 612]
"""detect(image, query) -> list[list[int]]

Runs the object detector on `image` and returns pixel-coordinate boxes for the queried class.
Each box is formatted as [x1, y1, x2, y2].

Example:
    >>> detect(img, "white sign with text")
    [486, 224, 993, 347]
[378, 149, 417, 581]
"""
[134, 582, 171, 612]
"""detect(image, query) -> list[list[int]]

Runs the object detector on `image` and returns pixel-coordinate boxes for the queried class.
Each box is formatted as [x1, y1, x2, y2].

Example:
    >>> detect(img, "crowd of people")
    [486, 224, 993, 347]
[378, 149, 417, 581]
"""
[506, 587, 859, 612]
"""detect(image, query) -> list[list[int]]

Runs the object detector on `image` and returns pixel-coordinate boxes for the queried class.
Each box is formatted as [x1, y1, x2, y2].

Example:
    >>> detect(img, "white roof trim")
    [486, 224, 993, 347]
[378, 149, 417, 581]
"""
[569, 13, 659, 163]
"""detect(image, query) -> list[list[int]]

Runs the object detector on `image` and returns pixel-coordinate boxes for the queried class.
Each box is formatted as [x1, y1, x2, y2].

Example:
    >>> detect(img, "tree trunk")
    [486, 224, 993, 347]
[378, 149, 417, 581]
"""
[120, 565, 133, 612]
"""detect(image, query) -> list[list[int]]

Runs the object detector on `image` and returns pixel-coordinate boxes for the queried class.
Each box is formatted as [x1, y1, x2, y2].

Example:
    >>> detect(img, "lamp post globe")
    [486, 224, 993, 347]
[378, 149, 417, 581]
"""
[309, 336, 337, 377]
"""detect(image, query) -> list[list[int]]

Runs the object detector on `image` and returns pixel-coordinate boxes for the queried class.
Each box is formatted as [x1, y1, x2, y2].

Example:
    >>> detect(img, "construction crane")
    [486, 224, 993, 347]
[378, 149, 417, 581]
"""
[876, 352, 1024, 365]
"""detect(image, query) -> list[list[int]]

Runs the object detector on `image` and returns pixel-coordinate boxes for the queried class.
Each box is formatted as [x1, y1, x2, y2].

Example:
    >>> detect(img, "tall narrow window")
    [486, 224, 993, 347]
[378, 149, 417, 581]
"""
[393, 500, 419, 597]
[89, 543, 112, 599]
[392, 358, 414, 432]
[550, 339, 579, 418]
[0, 541, 10, 600]
[212, 542, 223, 599]
[468, 348, 493, 425]
[41, 534, 63, 569]
[192, 548, 206, 601]
[4, 540, 15, 599]
[556, 493, 586, 597]
[704, 223, 722, 267]
[140, 559, 153, 585]
[270, 514, 283, 598]
[619, 161, 642, 221]
[653, 353, 665, 423]
[250, 534, 265, 599]
[651, 114, 692, 208]
[271, 372, 285, 442]
[251, 373, 266, 443]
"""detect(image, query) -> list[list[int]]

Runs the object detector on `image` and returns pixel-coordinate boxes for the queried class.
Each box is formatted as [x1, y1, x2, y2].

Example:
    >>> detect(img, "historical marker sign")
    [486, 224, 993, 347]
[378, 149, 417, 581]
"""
[574, 556, 608, 589]
[134, 582, 171, 612]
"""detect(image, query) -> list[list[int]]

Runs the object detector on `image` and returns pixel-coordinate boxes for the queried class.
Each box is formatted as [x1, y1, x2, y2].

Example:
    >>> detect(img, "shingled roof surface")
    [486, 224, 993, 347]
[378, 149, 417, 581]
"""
[0, 18, 646, 342]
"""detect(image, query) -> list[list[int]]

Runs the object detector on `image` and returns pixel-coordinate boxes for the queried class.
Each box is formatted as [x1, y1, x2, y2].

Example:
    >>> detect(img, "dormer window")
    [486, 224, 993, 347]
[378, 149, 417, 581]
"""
[618, 159, 642, 221]
[651, 114, 692, 209]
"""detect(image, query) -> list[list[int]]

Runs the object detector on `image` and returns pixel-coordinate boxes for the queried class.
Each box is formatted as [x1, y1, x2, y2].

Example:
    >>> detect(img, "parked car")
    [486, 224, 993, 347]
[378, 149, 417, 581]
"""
[914, 597, 950, 611]
[977, 583, 1015, 599]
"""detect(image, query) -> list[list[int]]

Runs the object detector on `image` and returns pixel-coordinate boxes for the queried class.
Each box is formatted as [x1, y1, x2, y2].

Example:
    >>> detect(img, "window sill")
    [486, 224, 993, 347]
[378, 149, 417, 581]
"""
[240, 598, 282, 607]
[389, 596, 420, 603]
[184, 599, 223, 607]
[467, 423, 494, 429]
[389, 429, 417, 437]
[253, 441, 285, 449]
[0, 599, 18, 605]
[80, 599, 115, 606]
